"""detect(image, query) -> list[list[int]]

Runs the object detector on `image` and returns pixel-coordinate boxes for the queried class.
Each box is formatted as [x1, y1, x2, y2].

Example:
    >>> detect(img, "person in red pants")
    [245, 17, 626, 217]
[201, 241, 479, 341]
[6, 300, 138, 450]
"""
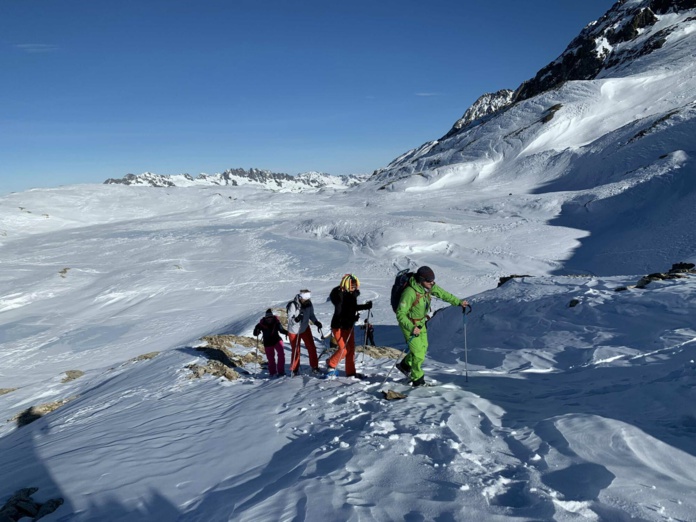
[287, 290, 323, 376]
[326, 274, 372, 378]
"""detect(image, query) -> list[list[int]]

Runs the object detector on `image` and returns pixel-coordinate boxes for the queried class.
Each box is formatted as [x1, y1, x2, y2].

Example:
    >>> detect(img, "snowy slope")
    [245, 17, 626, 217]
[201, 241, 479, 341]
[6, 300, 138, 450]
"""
[2, 1, 696, 521]
[1, 180, 695, 521]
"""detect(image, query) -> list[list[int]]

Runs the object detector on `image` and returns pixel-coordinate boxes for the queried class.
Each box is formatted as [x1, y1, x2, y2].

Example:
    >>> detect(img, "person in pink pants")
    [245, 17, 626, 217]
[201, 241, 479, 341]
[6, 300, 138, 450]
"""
[253, 309, 289, 377]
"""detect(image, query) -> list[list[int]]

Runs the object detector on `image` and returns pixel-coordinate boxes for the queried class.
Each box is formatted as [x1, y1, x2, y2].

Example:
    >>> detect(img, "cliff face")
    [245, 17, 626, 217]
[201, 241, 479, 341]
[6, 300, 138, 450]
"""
[512, 0, 696, 103]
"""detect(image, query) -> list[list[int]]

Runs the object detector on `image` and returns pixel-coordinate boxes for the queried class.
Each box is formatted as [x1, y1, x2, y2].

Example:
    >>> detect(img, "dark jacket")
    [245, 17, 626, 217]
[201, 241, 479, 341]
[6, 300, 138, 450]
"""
[330, 286, 371, 330]
[253, 316, 288, 347]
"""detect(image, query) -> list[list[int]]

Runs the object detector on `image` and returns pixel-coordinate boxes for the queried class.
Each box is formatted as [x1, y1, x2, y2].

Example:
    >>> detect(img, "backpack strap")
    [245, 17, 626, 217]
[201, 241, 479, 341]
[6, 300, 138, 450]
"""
[407, 290, 431, 324]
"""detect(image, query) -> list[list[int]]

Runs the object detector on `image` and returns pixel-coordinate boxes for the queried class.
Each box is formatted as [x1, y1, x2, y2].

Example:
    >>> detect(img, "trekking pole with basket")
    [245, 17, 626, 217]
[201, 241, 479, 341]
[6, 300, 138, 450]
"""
[359, 309, 372, 371]
[463, 304, 473, 382]
[380, 333, 414, 388]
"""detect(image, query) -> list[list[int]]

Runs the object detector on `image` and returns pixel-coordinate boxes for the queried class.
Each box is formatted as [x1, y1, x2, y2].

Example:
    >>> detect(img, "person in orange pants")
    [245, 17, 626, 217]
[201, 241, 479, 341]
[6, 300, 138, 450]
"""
[326, 274, 372, 378]
[287, 289, 323, 376]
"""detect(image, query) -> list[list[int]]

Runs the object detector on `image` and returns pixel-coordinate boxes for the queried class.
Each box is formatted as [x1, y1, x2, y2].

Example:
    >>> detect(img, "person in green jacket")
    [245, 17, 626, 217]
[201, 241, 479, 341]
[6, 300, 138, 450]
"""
[395, 266, 469, 386]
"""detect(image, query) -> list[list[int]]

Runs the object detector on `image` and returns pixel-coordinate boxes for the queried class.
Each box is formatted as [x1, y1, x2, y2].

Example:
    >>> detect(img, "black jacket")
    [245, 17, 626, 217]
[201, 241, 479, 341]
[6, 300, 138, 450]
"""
[329, 286, 371, 330]
[253, 316, 288, 347]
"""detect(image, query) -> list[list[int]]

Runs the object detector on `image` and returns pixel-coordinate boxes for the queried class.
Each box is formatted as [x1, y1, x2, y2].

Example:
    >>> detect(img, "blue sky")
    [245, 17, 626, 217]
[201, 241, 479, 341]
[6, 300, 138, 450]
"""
[1, 0, 616, 195]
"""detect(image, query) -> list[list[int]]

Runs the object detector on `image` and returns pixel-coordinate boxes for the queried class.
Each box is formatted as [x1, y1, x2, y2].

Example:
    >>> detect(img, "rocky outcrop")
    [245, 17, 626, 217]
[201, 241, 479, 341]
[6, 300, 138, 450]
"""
[443, 89, 515, 138]
[615, 262, 696, 291]
[0, 488, 63, 521]
[513, 0, 695, 103]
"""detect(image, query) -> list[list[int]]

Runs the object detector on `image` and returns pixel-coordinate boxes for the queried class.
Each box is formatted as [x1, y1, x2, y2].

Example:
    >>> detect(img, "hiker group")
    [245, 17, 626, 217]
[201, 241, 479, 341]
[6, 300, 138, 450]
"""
[253, 266, 469, 387]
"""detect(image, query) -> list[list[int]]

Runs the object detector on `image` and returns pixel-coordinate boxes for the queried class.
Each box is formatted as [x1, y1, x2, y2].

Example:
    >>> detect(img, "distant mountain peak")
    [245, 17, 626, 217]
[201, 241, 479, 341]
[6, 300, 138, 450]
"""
[104, 168, 368, 192]
[443, 89, 515, 139]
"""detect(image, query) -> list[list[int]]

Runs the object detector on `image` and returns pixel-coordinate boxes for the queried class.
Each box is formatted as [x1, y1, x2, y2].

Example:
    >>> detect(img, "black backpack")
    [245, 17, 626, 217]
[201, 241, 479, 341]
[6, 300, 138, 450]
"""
[390, 269, 414, 312]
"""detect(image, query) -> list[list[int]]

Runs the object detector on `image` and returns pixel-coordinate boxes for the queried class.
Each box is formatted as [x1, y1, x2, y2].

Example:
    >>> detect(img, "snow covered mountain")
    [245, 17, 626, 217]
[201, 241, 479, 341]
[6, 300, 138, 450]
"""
[374, 0, 696, 187]
[104, 168, 367, 192]
[368, 0, 696, 276]
[2, 1, 696, 521]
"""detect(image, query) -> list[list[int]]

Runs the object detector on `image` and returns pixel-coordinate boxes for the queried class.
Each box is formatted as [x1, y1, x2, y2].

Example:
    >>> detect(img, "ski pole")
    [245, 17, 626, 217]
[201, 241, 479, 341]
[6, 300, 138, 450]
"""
[463, 304, 472, 383]
[255, 335, 260, 378]
[380, 333, 414, 388]
[359, 309, 372, 370]
[317, 328, 327, 360]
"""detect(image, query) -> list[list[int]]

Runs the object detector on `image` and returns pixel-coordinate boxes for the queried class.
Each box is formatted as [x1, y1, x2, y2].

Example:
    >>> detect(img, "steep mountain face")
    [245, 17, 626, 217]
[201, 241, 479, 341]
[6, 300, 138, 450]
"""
[513, 0, 696, 102]
[104, 168, 367, 192]
[369, 0, 695, 190]
[442, 89, 514, 138]
[367, 0, 696, 275]
[439, 0, 696, 137]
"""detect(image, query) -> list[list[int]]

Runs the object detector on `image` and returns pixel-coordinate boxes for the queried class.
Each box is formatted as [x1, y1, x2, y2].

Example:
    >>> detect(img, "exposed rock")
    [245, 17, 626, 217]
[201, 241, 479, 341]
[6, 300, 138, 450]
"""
[444, 89, 515, 138]
[0, 389, 17, 396]
[187, 361, 240, 381]
[669, 262, 696, 273]
[382, 390, 407, 401]
[0, 488, 63, 521]
[12, 397, 78, 428]
[61, 370, 84, 383]
[131, 352, 160, 362]
[498, 275, 532, 287]
[621, 262, 695, 290]
[202, 334, 257, 350]
[356, 345, 404, 360]
[636, 271, 687, 288]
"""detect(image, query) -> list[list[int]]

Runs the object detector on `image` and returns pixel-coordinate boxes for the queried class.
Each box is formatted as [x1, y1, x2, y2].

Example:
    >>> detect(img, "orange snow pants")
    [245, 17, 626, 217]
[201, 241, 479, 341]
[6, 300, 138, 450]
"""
[327, 327, 356, 376]
[289, 330, 318, 372]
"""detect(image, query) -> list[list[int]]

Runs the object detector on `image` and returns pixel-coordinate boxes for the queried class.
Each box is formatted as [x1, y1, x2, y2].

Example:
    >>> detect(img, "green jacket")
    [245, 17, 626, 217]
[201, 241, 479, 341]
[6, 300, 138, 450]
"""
[396, 276, 461, 335]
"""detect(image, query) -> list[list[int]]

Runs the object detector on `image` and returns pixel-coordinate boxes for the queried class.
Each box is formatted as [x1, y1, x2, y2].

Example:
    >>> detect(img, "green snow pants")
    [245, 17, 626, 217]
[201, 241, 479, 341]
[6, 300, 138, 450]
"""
[402, 328, 429, 381]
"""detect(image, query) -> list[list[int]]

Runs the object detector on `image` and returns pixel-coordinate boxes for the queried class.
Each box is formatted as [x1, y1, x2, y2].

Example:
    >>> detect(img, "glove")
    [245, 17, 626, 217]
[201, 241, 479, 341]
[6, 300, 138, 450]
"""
[365, 300, 373, 310]
[315, 321, 323, 329]
[294, 313, 304, 323]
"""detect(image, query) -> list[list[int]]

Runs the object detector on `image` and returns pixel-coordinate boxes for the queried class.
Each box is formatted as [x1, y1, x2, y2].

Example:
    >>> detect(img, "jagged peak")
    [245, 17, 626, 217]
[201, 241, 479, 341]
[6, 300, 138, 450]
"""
[443, 89, 515, 138]
[513, 0, 696, 102]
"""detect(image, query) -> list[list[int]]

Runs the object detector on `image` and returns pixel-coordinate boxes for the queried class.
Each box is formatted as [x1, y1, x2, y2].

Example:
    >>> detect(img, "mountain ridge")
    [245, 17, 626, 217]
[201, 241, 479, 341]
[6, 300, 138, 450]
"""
[104, 168, 368, 192]
[369, 0, 696, 192]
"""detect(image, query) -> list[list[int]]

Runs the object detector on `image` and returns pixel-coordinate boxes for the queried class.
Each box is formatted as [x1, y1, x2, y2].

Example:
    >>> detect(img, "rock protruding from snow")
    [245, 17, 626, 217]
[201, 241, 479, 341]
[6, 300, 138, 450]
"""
[443, 89, 515, 138]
